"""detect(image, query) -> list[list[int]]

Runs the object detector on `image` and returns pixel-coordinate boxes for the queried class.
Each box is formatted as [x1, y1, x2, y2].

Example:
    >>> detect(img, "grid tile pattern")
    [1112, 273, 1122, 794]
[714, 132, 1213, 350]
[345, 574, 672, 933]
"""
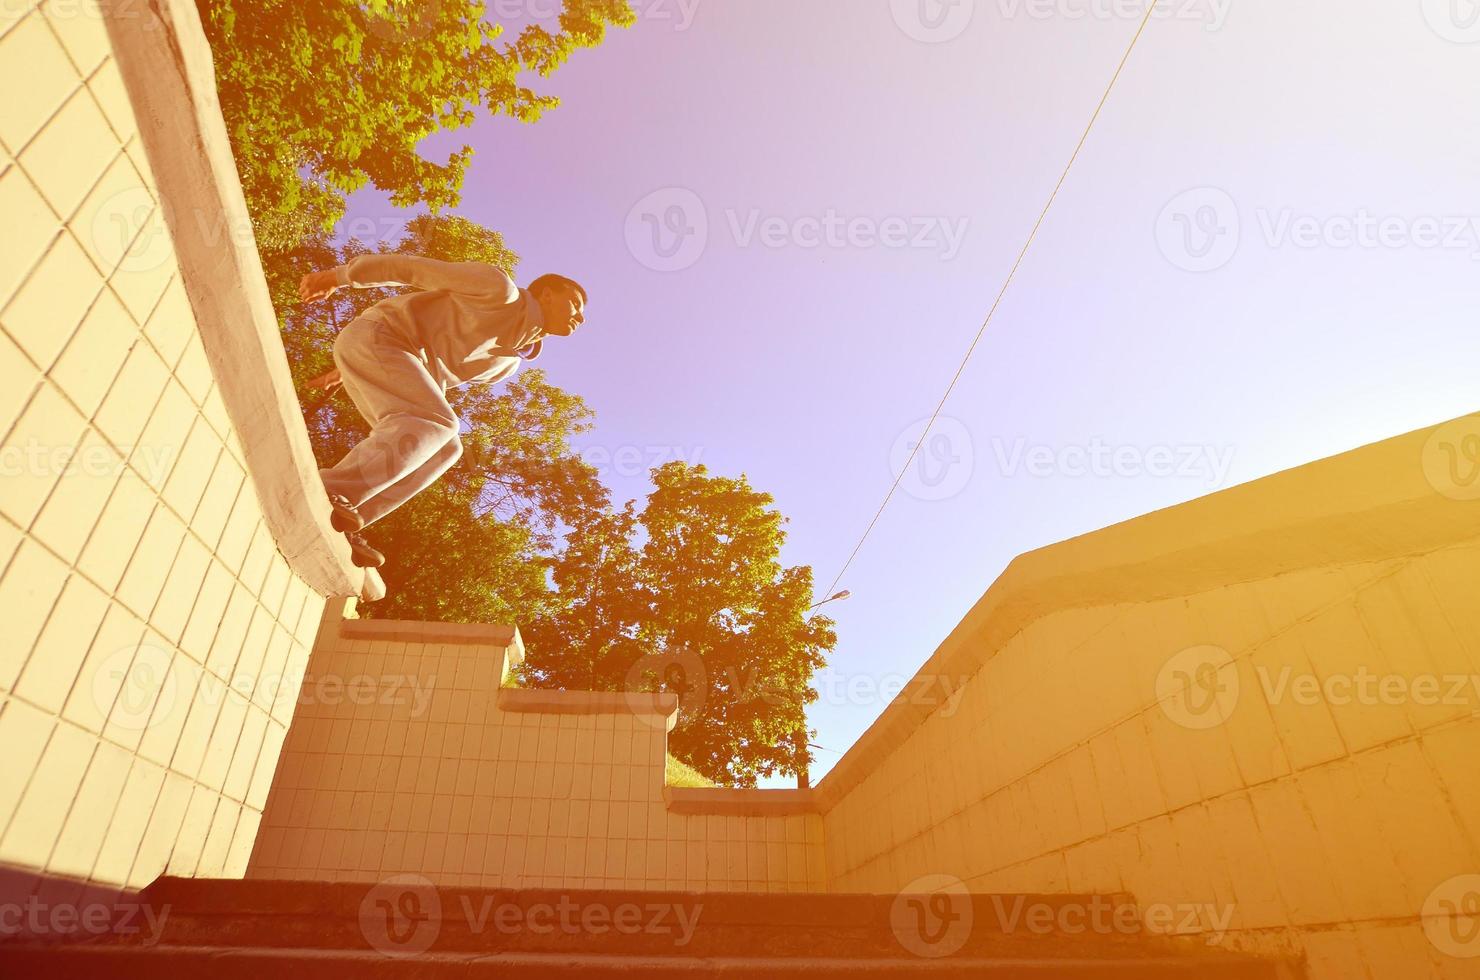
[0, 4, 327, 890]
[252, 632, 826, 892]
[821, 542, 1480, 979]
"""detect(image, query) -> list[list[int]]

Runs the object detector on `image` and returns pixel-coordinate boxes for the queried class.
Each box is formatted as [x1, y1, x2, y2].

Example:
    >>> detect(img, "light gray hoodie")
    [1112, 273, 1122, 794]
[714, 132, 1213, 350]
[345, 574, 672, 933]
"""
[334, 253, 547, 389]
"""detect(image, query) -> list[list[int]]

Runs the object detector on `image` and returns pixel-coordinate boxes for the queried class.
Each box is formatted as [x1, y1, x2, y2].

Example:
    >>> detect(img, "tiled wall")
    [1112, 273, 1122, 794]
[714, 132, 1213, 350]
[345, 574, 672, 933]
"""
[251, 609, 826, 892]
[820, 519, 1480, 973]
[0, 0, 327, 889]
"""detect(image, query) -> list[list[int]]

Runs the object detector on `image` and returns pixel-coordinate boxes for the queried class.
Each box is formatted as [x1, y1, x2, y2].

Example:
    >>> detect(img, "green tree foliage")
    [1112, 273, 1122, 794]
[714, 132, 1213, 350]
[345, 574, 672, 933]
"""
[201, 0, 841, 781]
[278, 215, 837, 782]
[196, 0, 636, 253]
[522, 463, 836, 786]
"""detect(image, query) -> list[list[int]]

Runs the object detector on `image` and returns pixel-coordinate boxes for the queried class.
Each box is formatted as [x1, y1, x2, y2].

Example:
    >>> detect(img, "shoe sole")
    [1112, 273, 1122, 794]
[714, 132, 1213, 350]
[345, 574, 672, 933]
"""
[330, 505, 365, 534]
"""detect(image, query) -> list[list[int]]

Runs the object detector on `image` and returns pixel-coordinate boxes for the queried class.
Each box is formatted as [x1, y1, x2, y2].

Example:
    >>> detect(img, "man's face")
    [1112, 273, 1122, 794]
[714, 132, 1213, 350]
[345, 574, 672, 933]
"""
[537, 283, 586, 337]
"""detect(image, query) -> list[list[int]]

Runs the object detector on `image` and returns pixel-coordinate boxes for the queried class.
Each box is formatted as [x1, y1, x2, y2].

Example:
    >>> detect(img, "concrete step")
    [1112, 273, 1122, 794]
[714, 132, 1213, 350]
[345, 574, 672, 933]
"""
[0, 877, 1304, 978]
[0, 944, 1303, 978]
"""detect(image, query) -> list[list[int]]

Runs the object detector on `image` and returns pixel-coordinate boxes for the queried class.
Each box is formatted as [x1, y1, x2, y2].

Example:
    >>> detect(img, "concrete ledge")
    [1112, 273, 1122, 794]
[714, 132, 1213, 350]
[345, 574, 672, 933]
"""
[498, 689, 678, 730]
[816, 414, 1480, 810]
[340, 617, 522, 651]
[663, 787, 820, 816]
[99, 0, 380, 602]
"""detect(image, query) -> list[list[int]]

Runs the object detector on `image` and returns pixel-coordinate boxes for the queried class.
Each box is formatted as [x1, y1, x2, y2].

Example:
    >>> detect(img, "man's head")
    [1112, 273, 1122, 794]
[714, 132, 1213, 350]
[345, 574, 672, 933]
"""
[529, 274, 587, 337]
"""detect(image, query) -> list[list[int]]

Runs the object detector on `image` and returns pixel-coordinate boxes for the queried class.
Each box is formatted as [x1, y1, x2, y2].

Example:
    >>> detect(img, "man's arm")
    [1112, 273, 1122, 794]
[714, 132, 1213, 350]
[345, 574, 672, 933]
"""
[298, 254, 516, 303]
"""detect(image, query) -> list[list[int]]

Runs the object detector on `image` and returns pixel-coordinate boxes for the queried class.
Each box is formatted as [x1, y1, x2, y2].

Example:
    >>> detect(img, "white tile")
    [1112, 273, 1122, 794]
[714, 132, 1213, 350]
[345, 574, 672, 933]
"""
[0, 12, 81, 151]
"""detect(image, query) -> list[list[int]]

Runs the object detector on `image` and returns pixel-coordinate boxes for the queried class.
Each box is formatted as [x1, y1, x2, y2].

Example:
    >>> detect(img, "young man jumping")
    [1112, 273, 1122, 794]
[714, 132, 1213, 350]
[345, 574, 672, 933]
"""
[299, 254, 587, 568]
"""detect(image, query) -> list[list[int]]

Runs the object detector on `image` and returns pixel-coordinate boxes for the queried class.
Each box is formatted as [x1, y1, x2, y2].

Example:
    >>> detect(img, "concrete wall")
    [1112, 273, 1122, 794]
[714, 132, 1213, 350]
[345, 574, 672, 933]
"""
[0, 0, 374, 890]
[250, 603, 827, 892]
[814, 415, 1480, 979]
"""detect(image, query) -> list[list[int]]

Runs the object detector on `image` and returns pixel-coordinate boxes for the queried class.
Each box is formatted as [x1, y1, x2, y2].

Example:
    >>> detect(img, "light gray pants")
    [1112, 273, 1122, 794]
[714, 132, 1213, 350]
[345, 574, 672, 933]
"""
[319, 316, 462, 527]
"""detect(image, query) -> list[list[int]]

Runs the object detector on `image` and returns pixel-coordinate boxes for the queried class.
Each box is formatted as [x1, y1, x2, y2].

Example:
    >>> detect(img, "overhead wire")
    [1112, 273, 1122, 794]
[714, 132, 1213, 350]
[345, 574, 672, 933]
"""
[821, 1, 1165, 602]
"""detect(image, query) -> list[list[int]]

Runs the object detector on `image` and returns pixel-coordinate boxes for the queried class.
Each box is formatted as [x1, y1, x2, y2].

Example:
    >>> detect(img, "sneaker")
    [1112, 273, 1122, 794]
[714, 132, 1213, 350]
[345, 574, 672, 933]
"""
[345, 532, 385, 569]
[328, 493, 365, 533]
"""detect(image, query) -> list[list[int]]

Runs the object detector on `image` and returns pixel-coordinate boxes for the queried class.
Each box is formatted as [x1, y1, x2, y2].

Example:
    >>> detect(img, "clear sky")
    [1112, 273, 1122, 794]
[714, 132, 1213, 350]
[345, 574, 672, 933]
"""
[337, 0, 1480, 785]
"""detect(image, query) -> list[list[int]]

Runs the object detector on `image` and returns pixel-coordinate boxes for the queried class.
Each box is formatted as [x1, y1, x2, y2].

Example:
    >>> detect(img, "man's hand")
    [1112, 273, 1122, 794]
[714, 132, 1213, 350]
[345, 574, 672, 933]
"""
[299, 270, 341, 303]
[307, 368, 342, 395]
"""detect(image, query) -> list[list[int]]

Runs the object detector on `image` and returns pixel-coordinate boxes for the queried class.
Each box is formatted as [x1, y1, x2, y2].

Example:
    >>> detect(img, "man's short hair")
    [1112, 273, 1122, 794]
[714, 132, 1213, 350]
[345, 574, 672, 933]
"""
[528, 274, 587, 303]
